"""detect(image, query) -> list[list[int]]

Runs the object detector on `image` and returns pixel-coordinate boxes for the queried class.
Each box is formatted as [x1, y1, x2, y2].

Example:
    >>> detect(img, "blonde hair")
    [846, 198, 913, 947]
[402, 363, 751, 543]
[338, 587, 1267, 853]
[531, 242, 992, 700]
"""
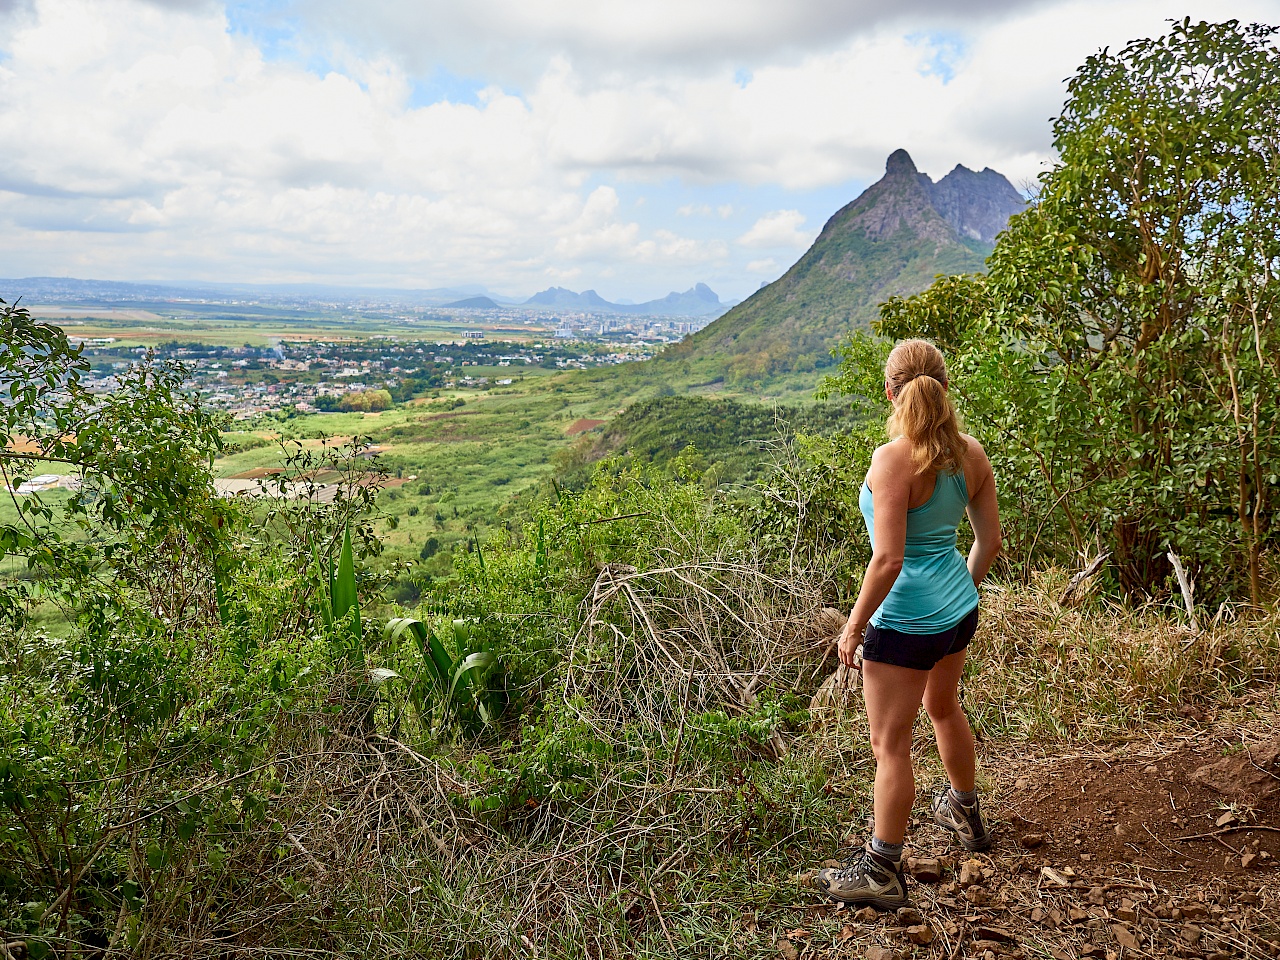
[885, 339, 968, 475]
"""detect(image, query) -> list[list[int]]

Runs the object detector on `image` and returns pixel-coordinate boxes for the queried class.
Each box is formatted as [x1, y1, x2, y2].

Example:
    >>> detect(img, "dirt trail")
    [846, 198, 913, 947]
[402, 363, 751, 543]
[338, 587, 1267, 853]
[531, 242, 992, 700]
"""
[798, 726, 1280, 960]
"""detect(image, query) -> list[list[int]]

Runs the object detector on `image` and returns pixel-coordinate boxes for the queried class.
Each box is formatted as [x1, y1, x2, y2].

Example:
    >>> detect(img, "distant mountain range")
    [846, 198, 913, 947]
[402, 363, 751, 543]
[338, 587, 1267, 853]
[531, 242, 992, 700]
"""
[0, 276, 500, 308]
[443, 296, 501, 309]
[665, 149, 1026, 380]
[1, 276, 733, 318]
[522, 282, 732, 317]
[5, 151, 1020, 345]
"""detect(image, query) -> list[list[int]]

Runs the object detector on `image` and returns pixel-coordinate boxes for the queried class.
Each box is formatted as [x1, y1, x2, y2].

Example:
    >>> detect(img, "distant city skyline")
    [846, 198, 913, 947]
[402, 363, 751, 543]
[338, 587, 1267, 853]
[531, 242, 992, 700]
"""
[0, 0, 1272, 302]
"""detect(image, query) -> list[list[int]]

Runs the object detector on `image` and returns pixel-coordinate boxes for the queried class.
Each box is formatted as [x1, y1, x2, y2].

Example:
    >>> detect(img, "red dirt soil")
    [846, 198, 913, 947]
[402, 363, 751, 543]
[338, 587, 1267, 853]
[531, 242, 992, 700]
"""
[566, 418, 606, 436]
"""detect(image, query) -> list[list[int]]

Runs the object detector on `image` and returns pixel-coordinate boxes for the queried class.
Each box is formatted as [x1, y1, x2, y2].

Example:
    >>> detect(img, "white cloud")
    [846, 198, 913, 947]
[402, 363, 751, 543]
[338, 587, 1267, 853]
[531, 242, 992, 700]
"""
[0, 0, 1272, 300]
[746, 258, 779, 273]
[678, 202, 735, 219]
[301, 0, 1052, 87]
[0, 0, 715, 291]
[653, 230, 728, 263]
[737, 210, 813, 248]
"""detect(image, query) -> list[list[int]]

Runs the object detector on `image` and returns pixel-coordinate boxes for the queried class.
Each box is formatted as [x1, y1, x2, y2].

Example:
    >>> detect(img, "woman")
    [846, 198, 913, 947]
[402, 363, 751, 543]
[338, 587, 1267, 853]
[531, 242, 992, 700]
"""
[816, 339, 1002, 910]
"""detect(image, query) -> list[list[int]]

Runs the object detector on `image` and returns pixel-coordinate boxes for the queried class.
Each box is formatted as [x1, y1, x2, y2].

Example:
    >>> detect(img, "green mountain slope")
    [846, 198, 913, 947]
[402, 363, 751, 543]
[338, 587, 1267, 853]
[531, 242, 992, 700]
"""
[663, 150, 1022, 384]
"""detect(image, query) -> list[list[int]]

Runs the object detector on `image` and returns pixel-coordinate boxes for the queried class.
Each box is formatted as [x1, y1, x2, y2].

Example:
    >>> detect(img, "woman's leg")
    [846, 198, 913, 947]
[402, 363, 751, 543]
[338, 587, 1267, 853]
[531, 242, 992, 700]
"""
[922, 648, 975, 793]
[862, 660, 931, 844]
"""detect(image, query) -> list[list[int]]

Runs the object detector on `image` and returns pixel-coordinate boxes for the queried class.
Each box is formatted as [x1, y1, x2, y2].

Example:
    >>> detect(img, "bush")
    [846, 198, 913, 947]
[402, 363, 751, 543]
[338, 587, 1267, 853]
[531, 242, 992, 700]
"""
[339, 389, 394, 412]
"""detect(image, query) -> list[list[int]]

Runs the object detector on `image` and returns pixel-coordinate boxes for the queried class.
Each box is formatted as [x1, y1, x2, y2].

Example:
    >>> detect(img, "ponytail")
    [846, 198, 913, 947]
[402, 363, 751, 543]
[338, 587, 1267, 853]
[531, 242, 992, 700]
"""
[884, 339, 967, 475]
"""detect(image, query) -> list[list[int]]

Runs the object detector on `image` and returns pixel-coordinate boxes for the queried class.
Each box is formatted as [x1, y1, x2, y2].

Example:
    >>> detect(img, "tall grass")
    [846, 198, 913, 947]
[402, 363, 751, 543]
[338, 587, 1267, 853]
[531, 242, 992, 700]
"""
[968, 572, 1280, 739]
[89, 560, 1280, 958]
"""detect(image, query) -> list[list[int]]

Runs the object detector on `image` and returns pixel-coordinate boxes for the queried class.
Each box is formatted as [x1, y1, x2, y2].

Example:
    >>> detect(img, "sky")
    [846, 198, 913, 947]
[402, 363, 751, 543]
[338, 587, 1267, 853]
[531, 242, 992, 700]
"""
[0, 0, 1275, 302]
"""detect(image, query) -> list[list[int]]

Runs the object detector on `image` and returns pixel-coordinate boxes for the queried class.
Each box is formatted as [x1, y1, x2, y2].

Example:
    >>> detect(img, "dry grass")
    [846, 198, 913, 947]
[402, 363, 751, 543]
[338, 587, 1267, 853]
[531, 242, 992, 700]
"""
[968, 570, 1280, 739]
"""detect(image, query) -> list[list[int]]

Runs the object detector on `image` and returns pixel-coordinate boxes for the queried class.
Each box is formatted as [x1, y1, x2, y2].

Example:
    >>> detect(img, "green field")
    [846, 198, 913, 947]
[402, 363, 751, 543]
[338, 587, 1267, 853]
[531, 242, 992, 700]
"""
[10, 311, 846, 594]
[33, 304, 553, 348]
[205, 357, 680, 566]
[216, 393, 591, 565]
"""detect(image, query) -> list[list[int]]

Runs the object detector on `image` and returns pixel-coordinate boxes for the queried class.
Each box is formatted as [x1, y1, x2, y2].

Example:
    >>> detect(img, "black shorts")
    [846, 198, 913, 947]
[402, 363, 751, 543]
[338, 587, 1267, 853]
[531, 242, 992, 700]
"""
[861, 605, 979, 672]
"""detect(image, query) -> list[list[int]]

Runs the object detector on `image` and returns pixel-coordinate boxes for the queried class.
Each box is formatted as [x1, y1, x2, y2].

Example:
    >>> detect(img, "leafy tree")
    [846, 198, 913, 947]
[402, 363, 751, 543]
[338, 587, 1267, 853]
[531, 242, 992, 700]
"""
[0, 299, 227, 627]
[339, 388, 394, 412]
[827, 20, 1280, 603]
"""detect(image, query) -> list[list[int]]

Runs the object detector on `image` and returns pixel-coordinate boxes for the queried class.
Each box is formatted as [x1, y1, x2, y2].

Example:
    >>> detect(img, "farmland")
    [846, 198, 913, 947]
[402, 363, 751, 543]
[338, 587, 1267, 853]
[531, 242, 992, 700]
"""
[0, 300, 840, 577]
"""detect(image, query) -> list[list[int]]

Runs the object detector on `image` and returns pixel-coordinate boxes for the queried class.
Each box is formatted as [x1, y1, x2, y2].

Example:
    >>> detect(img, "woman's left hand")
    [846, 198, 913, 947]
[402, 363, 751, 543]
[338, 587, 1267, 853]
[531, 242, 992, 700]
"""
[837, 614, 865, 670]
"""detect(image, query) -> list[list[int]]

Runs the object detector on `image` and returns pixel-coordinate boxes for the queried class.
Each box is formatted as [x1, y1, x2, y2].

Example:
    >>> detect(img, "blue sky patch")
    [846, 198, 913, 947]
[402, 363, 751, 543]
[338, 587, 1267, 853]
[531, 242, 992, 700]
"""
[225, 1, 294, 59]
[908, 31, 970, 85]
[225, 1, 338, 77]
[408, 69, 493, 109]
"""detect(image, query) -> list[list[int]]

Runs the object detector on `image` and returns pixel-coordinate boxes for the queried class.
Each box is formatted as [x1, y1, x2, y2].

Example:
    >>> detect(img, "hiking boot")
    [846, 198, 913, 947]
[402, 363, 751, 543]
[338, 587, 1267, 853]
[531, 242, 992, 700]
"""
[931, 788, 993, 851]
[815, 843, 910, 910]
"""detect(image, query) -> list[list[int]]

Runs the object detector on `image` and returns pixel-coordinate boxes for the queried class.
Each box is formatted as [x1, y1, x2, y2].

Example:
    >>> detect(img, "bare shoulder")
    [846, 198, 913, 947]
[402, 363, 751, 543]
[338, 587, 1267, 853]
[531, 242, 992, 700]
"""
[868, 439, 913, 489]
[872, 438, 914, 468]
[960, 434, 995, 493]
[960, 433, 990, 466]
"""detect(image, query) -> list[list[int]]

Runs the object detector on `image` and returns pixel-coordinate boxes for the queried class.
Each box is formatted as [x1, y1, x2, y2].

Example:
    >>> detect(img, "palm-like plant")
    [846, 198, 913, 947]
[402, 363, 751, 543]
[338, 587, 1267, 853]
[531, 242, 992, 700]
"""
[378, 617, 501, 736]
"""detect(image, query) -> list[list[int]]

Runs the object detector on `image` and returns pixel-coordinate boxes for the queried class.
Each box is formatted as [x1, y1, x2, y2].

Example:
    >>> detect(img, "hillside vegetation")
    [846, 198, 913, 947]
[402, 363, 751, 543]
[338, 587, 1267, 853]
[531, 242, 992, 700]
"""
[660, 150, 1023, 385]
[2, 19, 1278, 960]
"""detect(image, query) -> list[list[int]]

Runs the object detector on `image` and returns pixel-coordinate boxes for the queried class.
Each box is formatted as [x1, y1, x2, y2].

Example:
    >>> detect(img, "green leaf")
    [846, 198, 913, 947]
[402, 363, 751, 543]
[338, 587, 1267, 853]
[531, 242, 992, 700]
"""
[333, 524, 358, 625]
[449, 650, 496, 701]
[313, 542, 334, 629]
[146, 841, 167, 871]
[426, 634, 454, 689]
[385, 616, 453, 689]
[385, 616, 430, 647]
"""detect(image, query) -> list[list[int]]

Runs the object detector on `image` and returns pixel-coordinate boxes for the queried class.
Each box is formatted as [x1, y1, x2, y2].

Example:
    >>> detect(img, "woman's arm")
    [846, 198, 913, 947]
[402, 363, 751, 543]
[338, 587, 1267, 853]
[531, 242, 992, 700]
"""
[964, 439, 1002, 587]
[838, 444, 911, 668]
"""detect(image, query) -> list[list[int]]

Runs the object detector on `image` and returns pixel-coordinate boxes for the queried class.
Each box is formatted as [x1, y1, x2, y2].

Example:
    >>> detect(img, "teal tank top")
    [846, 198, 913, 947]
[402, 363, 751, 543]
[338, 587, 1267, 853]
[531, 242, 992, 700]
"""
[858, 467, 979, 633]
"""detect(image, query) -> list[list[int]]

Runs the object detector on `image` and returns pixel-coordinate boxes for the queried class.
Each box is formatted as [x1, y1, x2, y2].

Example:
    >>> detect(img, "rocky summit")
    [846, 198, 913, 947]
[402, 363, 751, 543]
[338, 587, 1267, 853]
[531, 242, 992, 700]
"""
[666, 149, 1026, 383]
[910, 150, 1027, 246]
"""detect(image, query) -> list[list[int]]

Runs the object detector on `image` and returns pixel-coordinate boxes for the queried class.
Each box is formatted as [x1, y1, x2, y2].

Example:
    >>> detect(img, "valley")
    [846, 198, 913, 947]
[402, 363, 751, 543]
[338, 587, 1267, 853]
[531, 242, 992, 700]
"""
[3, 148, 1033, 597]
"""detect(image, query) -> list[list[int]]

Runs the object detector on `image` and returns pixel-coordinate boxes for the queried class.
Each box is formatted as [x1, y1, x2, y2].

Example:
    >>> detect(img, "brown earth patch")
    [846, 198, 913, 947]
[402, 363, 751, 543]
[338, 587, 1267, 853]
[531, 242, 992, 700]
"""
[228, 467, 284, 480]
[1193, 737, 1280, 805]
[566, 418, 606, 436]
[999, 738, 1280, 879]
[795, 726, 1280, 959]
[7, 435, 73, 455]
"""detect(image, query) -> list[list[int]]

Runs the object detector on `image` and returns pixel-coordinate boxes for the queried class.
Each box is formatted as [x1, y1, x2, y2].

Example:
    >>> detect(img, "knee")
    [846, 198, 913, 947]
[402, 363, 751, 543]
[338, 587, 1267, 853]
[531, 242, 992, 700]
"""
[924, 691, 961, 724]
[869, 725, 912, 764]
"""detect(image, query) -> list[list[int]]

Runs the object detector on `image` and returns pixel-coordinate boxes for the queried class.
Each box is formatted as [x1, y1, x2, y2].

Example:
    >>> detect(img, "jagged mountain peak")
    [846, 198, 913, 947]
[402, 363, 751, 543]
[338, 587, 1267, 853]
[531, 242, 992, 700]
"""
[665, 150, 1026, 380]
[522, 283, 727, 316]
[885, 148, 920, 176]
[926, 162, 1026, 245]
